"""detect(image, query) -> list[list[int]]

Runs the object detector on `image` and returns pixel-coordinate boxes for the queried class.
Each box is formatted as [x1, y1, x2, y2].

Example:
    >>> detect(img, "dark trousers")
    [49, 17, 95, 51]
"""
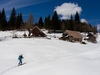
[19, 59, 22, 65]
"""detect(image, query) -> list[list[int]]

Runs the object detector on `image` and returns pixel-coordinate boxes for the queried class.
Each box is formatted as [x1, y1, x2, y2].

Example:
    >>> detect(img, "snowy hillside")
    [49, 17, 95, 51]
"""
[0, 31, 100, 75]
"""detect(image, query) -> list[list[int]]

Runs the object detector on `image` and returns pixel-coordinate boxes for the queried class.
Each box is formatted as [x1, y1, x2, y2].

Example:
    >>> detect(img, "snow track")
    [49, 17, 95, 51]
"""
[0, 66, 17, 75]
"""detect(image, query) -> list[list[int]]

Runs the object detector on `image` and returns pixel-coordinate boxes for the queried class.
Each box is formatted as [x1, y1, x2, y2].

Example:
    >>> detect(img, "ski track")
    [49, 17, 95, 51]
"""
[0, 66, 17, 75]
[0, 51, 93, 75]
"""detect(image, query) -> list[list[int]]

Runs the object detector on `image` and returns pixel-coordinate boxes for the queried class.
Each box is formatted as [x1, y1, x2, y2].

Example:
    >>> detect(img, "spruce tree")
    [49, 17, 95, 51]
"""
[15, 13, 20, 29]
[44, 17, 48, 29]
[44, 15, 51, 29]
[19, 13, 23, 29]
[61, 20, 65, 32]
[66, 20, 71, 30]
[70, 14, 74, 30]
[15, 13, 23, 29]
[19, 13, 23, 23]
[52, 11, 60, 32]
[38, 17, 43, 28]
[74, 11, 80, 31]
[75, 11, 80, 24]
[47, 15, 51, 30]
[8, 7, 16, 30]
[93, 25, 97, 34]
[1, 8, 7, 30]
[0, 10, 2, 30]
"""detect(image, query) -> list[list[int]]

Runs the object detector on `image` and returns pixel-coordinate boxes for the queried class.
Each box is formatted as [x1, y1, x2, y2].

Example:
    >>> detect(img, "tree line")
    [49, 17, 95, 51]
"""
[0, 8, 23, 30]
[37, 11, 97, 34]
[0, 7, 98, 34]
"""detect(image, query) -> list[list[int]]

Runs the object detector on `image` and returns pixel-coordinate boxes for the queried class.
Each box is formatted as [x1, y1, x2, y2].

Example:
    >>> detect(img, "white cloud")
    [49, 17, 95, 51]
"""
[54, 3, 82, 19]
[0, 0, 49, 11]
[81, 19, 88, 24]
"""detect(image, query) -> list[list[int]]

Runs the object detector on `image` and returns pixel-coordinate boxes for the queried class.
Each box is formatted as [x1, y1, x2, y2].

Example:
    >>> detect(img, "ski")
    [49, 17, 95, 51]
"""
[17, 62, 26, 66]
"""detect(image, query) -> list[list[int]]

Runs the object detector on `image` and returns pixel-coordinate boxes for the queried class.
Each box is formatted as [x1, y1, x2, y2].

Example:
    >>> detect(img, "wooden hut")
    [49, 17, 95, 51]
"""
[63, 30, 83, 42]
[31, 26, 46, 37]
[87, 33, 97, 43]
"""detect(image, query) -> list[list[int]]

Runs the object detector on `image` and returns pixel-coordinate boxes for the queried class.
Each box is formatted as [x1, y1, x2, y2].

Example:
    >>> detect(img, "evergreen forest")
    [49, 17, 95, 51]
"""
[0, 8, 98, 34]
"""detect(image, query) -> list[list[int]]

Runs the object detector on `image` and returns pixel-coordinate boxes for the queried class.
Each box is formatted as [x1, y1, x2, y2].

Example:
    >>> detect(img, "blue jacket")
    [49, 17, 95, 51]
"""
[18, 55, 23, 60]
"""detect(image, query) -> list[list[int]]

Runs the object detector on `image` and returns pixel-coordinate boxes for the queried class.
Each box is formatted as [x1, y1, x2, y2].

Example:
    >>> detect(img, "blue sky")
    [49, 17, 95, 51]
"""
[0, 0, 100, 28]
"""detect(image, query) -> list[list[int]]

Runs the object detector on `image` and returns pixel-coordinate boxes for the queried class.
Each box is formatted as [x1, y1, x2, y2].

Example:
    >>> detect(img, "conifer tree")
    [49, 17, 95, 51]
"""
[15, 13, 20, 29]
[15, 13, 23, 29]
[61, 20, 65, 32]
[47, 15, 51, 30]
[44, 17, 48, 29]
[0, 10, 2, 30]
[52, 11, 60, 32]
[38, 17, 43, 28]
[0, 10, 1, 19]
[66, 20, 71, 30]
[44, 15, 51, 29]
[70, 14, 74, 30]
[8, 7, 16, 30]
[1, 8, 7, 30]
[75, 11, 80, 24]
[93, 25, 97, 34]
[20, 13, 23, 22]
[74, 11, 80, 31]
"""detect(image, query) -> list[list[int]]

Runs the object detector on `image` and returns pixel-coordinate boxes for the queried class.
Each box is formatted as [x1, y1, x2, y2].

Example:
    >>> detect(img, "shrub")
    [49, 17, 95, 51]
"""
[23, 33, 27, 38]
[62, 38, 66, 41]
[81, 42, 86, 44]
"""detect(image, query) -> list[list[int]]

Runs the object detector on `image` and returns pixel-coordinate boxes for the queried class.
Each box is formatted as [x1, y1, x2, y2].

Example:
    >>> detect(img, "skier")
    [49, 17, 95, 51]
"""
[18, 54, 24, 65]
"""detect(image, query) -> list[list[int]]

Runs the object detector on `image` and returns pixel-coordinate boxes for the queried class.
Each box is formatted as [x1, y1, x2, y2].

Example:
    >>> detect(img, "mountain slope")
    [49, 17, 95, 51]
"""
[0, 31, 100, 75]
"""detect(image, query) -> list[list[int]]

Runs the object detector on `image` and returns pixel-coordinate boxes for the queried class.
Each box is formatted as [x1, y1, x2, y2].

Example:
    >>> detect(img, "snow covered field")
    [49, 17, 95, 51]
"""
[0, 31, 100, 75]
